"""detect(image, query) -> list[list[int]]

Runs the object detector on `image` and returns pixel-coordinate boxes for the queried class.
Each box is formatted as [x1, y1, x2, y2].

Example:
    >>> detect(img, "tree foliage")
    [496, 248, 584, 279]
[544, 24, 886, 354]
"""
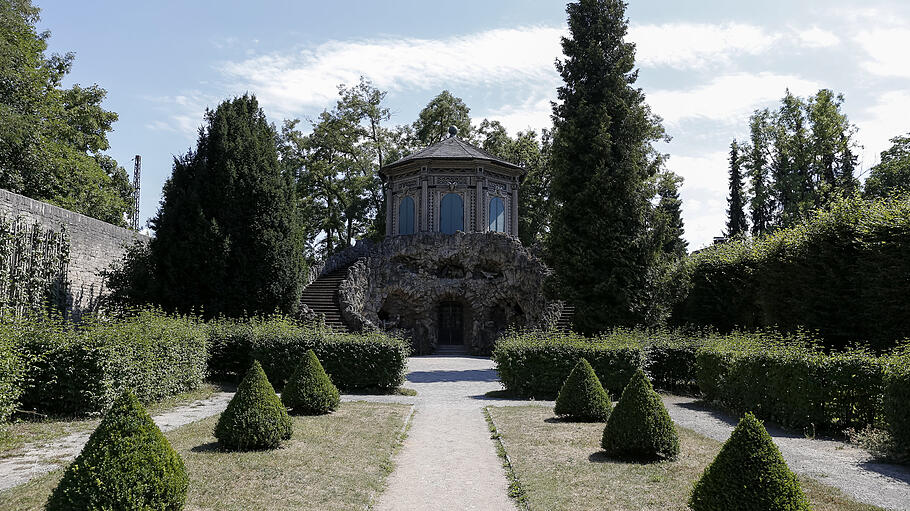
[864, 133, 910, 199]
[742, 89, 858, 235]
[476, 119, 554, 246]
[0, 0, 133, 226]
[412, 90, 473, 145]
[726, 140, 748, 237]
[600, 368, 679, 461]
[547, 0, 670, 331]
[149, 94, 304, 317]
[281, 349, 340, 415]
[280, 78, 391, 260]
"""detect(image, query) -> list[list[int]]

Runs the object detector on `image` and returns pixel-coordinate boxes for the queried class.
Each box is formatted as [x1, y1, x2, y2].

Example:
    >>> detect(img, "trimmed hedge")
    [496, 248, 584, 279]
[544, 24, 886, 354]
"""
[696, 332, 890, 434]
[207, 315, 408, 391]
[16, 309, 208, 416]
[672, 196, 910, 350]
[492, 330, 646, 399]
[46, 390, 188, 510]
[885, 353, 910, 450]
[689, 412, 809, 510]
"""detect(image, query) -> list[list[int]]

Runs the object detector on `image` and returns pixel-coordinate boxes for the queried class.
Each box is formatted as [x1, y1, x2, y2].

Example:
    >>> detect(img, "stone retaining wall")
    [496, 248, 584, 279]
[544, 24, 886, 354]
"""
[0, 189, 149, 317]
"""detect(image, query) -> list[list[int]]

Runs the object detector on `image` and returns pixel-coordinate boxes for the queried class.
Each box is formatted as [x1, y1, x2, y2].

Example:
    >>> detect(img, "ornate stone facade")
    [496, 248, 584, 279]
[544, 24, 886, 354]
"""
[337, 232, 562, 354]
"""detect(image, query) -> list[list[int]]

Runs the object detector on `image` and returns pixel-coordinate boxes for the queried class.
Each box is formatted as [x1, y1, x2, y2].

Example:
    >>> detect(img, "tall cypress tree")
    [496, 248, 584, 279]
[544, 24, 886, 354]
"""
[150, 94, 304, 317]
[654, 171, 687, 259]
[548, 0, 666, 331]
[725, 140, 748, 237]
[748, 110, 772, 237]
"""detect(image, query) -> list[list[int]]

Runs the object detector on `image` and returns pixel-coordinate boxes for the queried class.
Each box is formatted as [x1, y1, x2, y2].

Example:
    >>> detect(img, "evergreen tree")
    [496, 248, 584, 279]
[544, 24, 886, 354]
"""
[748, 110, 773, 237]
[150, 94, 304, 317]
[653, 170, 687, 259]
[601, 369, 679, 461]
[412, 90, 473, 145]
[0, 0, 133, 226]
[547, 0, 667, 331]
[726, 140, 748, 237]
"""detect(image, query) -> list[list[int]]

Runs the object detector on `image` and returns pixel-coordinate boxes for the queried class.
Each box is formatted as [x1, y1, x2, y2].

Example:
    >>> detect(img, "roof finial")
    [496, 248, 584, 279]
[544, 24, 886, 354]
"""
[448, 125, 458, 138]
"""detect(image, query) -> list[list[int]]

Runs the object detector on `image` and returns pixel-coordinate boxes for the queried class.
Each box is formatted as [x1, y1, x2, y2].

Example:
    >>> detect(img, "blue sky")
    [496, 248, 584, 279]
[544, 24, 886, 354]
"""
[37, 0, 910, 249]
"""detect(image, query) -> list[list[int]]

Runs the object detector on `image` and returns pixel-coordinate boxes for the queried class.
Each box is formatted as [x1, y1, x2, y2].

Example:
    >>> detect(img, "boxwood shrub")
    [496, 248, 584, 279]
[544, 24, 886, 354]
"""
[207, 315, 408, 391]
[18, 309, 208, 416]
[492, 330, 647, 399]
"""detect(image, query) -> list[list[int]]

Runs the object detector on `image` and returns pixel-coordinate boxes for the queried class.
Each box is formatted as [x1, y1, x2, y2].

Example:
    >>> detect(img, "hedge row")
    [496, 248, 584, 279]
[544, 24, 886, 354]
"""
[493, 329, 910, 448]
[4, 309, 208, 417]
[207, 315, 408, 391]
[696, 332, 893, 433]
[493, 330, 648, 399]
[671, 196, 910, 350]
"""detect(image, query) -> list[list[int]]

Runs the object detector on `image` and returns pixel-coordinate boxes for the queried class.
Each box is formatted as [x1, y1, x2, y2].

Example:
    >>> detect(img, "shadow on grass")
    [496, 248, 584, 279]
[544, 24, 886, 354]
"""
[190, 441, 222, 453]
[587, 451, 667, 465]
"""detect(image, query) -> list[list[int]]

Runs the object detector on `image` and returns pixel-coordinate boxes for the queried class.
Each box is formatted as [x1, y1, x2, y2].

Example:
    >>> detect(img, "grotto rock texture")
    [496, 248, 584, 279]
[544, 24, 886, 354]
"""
[338, 232, 561, 354]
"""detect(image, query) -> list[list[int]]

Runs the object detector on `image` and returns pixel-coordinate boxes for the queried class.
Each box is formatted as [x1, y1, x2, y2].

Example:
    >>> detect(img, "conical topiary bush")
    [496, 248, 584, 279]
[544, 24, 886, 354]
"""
[282, 349, 340, 415]
[689, 412, 810, 511]
[45, 390, 187, 510]
[601, 368, 679, 461]
[214, 360, 292, 450]
[554, 358, 612, 422]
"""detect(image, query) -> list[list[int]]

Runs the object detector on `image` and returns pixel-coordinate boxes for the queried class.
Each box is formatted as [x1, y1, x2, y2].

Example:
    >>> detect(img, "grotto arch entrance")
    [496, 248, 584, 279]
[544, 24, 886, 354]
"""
[437, 301, 464, 346]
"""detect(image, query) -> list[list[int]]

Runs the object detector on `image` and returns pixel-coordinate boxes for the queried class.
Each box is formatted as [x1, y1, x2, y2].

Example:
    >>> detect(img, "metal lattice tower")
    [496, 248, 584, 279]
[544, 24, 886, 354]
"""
[132, 155, 141, 230]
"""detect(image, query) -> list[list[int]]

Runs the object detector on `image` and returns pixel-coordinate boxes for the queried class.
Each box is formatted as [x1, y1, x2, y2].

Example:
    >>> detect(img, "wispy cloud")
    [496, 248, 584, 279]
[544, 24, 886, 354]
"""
[796, 26, 840, 48]
[630, 22, 779, 69]
[855, 90, 910, 171]
[220, 27, 565, 119]
[648, 73, 820, 124]
[854, 28, 910, 78]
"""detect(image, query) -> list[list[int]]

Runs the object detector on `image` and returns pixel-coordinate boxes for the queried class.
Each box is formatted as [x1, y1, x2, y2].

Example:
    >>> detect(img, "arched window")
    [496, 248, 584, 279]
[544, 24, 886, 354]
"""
[398, 196, 415, 235]
[489, 197, 505, 232]
[439, 193, 464, 234]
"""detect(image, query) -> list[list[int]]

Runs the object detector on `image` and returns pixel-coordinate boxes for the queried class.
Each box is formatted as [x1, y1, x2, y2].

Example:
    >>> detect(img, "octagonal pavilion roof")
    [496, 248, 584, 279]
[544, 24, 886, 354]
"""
[381, 136, 525, 176]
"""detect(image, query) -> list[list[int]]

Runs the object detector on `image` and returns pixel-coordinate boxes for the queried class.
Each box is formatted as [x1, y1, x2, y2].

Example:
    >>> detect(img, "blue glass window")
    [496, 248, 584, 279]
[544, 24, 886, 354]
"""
[489, 197, 505, 232]
[398, 196, 415, 235]
[439, 193, 464, 234]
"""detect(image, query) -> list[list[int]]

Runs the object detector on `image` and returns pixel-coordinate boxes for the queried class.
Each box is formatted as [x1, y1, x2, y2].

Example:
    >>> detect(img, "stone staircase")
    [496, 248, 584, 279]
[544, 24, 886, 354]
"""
[300, 266, 351, 332]
[555, 304, 575, 331]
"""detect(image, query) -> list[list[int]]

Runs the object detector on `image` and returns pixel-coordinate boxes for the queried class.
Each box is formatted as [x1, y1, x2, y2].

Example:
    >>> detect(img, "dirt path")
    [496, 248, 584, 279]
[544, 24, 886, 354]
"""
[0, 392, 234, 492]
[374, 356, 532, 511]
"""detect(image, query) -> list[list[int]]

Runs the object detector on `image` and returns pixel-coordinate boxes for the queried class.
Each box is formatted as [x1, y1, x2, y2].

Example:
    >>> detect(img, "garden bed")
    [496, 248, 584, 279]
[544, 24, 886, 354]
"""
[0, 401, 413, 510]
[487, 405, 882, 511]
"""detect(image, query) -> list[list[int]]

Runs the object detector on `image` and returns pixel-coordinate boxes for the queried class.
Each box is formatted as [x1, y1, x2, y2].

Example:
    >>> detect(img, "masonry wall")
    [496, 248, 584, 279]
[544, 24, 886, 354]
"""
[0, 189, 149, 316]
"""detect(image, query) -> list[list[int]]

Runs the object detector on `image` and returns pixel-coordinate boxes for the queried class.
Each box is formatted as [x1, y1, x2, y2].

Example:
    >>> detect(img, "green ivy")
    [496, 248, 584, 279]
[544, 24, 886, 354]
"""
[0, 215, 69, 318]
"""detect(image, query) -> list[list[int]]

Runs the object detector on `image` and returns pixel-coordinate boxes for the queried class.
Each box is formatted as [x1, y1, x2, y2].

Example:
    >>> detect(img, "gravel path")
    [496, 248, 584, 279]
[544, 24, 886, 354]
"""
[0, 392, 234, 492]
[374, 355, 530, 511]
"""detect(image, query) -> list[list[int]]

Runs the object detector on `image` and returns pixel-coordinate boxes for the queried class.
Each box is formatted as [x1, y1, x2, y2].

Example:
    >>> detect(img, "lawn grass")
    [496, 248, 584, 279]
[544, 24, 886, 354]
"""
[0, 401, 412, 510]
[0, 384, 221, 457]
[487, 405, 883, 511]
